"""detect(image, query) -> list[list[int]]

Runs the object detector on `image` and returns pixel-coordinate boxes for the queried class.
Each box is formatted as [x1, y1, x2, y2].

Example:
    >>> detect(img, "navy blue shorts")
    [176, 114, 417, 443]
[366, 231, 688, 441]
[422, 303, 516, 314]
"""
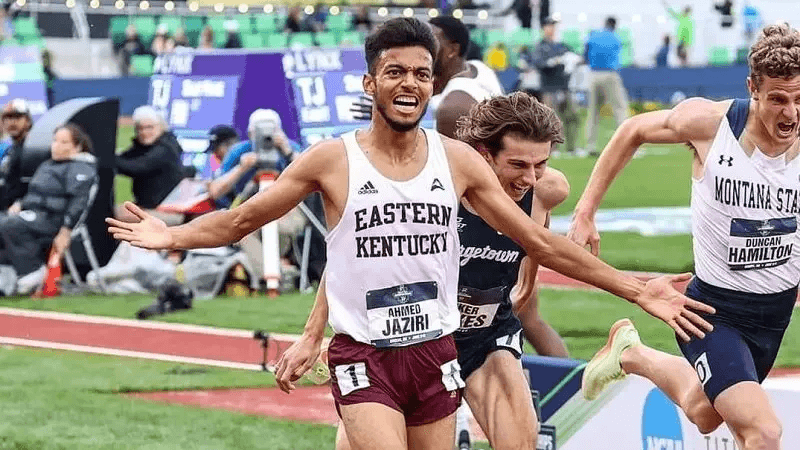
[677, 277, 796, 403]
[454, 315, 523, 381]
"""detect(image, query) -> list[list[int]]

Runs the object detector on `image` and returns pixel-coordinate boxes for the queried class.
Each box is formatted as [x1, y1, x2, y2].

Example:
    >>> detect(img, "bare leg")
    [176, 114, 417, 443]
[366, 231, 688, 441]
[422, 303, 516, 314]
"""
[335, 420, 351, 450]
[621, 344, 723, 434]
[464, 351, 538, 450]
[714, 382, 782, 450]
[339, 403, 406, 450]
[406, 411, 457, 450]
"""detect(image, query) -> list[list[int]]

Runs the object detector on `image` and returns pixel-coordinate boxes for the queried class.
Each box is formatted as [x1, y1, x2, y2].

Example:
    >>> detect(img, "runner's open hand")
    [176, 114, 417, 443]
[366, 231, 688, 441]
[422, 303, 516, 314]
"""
[106, 202, 174, 250]
[635, 273, 715, 342]
[567, 213, 601, 256]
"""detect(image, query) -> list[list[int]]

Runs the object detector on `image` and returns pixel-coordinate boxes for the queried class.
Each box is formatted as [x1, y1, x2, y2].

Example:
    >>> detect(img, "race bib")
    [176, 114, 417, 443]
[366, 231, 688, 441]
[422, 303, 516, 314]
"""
[727, 217, 796, 271]
[366, 281, 442, 348]
[457, 285, 505, 331]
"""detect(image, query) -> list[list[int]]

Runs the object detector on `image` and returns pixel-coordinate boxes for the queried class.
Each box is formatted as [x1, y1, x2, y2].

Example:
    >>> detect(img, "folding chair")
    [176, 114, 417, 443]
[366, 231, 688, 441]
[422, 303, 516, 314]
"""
[62, 181, 107, 293]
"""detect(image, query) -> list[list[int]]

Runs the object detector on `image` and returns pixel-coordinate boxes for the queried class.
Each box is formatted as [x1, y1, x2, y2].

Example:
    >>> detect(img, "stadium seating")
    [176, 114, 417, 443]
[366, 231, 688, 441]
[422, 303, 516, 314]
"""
[561, 28, 583, 54]
[129, 54, 154, 76]
[325, 12, 351, 32]
[242, 33, 264, 49]
[338, 30, 365, 47]
[265, 33, 289, 49]
[133, 16, 157, 46]
[708, 46, 731, 66]
[255, 14, 281, 34]
[289, 32, 315, 48]
[735, 47, 749, 65]
[184, 16, 205, 47]
[316, 32, 337, 48]
[158, 17, 182, 34]
[235, 15, 253, 34]
[486, 29, 506, 47]
[14, 17, 41, 41]
[109, 16, 129, 46]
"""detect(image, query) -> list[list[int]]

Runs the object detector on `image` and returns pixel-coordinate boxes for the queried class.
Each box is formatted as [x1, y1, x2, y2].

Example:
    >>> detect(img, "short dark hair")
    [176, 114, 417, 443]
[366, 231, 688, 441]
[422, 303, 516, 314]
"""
[364, 17, 438, 75]
[605, 17, 617, 30]
[429, 16, 470, 58]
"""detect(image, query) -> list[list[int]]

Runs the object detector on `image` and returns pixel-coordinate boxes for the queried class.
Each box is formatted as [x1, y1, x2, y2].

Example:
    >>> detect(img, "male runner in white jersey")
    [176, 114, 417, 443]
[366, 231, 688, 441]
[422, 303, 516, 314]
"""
[109, 17, 714, 450]
[568, 24, 800, 450]
[276, 93, 571, 450]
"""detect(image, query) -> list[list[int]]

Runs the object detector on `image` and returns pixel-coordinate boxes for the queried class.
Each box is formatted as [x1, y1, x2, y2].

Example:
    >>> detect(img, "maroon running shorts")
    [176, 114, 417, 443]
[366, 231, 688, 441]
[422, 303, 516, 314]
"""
[327, 333, 463, 426]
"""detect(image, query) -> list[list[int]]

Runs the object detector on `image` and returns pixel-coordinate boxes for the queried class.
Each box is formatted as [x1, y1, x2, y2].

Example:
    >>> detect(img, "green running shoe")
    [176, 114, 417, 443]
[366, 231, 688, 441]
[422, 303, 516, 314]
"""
[582, 318, 641, 401]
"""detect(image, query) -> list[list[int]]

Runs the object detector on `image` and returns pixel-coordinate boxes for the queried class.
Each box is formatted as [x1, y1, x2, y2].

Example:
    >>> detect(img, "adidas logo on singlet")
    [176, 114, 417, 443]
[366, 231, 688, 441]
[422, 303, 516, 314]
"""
[358, 181, 378, 195]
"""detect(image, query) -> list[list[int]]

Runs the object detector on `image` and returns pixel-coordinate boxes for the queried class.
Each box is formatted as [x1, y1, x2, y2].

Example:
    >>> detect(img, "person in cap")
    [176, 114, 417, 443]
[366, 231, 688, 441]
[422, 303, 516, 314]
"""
[223, 20, 242, 49]
[206, 124, 239, 166]
[531, 16, 580, 153]
[115, 105, 187, 225]
[204, 124, 248, 205]
[0, 98, 33, 212]
[217, 109, 306, 278]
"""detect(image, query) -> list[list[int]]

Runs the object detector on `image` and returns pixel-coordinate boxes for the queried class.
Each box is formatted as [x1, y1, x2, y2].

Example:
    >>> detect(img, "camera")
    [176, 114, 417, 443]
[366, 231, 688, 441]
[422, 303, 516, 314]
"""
[251, 118, 283, 171]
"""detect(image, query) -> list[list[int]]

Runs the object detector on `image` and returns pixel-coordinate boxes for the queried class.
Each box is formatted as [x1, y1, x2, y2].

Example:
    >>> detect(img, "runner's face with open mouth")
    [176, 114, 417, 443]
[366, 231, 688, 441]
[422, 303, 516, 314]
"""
[367, 46, 433, 132]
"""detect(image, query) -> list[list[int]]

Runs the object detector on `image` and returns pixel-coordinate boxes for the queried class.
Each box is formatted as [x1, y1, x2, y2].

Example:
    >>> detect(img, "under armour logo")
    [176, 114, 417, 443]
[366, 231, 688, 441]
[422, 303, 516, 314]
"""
[431, 178, 444, 191]
[718, 155, 733, 166]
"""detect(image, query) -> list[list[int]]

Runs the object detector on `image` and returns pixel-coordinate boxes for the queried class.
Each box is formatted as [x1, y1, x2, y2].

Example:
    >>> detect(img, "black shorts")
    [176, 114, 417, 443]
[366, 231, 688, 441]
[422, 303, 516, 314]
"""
[454, 314, 523, 381]
[677, 277, 796, 403]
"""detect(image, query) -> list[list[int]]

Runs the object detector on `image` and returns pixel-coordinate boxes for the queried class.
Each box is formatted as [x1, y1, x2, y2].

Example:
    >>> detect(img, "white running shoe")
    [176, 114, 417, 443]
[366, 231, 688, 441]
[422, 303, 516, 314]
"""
[582, 318, 641, 401]
[16, 265, 46, 296]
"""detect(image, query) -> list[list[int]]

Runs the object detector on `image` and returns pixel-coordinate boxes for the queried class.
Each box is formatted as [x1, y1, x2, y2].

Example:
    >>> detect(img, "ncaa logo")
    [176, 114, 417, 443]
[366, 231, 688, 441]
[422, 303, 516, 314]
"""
[641, 388, 684, 450]
[694, 353, 712, 386]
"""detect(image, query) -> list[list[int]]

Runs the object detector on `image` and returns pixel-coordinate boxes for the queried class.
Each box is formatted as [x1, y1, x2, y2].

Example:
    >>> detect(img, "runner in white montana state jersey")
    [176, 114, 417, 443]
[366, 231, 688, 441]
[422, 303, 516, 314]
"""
[571, 24, 800, 449]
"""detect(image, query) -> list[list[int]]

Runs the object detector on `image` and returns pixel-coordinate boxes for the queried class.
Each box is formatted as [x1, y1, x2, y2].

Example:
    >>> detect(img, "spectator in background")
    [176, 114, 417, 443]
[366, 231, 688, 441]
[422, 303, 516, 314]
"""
[0, 123, 97, 296]
[151, 24, 170, 56]
[285, 6, 312, 33]
[41, 49, 57, 107]
[485, 42, 509, 71]
[532, 16, 579, 153]
[582, 16, 629, 156]
[115, 106, 186, 225]
[655, 34, 670, 67]
[662, 0, 694, 66]
[714, 0, 734, 28]
[351, 6, 372, 32]
[309, 3, 328, 32]
[117, 25, 149, 75]
[223, 20, 242, 49]
[0, 6, 13, 41]
[742, 1, 762, 44]
[198, 25, 215, 50]
[203, 124, 239, 179]
[0, 99, 32, 211]
[516, 45, 542, 98]
[218, 109, 305, 277]
[285, 6, 302, 33]
[170, 28, 190, 52]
